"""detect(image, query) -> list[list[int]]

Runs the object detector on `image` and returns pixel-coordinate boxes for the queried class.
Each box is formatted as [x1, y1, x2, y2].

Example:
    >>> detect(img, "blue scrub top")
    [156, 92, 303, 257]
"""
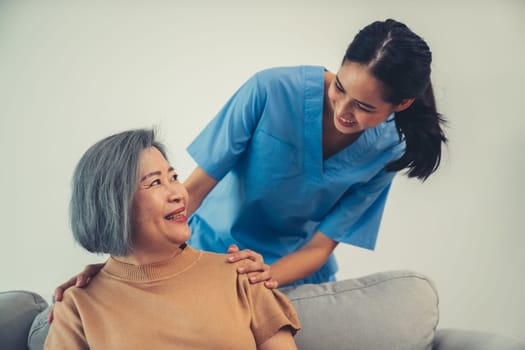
[187, 66, 405, 285]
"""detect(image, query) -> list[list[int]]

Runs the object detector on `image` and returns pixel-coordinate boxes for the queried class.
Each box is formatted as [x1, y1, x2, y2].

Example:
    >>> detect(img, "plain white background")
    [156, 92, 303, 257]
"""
[1, 0, 524, 340]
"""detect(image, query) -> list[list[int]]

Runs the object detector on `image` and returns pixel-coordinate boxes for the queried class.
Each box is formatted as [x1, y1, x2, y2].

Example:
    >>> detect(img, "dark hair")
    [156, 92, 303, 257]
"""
[70, 128, 167, 256]
[344, 19, 447, 180]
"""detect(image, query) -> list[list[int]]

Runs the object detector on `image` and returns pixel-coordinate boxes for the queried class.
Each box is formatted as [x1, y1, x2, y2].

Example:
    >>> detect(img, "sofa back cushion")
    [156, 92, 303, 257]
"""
[26, 270, 439, 350]
[281, 270, 439, 350]
[28, 304, 52, 350]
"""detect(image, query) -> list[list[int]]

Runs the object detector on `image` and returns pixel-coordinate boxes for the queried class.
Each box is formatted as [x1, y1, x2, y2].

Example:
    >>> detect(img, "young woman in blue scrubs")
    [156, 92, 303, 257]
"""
[183, 18, 447, 288]
[52, 19, 447, 304]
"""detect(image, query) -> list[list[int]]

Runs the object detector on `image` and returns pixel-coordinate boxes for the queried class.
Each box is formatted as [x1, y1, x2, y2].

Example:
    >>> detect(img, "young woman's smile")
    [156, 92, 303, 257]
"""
[326, 62, 408, 135]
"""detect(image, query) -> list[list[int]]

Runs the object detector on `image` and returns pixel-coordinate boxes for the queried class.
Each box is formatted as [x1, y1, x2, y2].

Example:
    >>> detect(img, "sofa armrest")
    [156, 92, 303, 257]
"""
[0, 290, 48, 350]
[433, 328, 525, 350]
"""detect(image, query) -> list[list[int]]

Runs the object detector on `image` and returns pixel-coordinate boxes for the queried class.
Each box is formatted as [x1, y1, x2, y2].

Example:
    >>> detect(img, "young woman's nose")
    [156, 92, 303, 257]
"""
[336, 100, 354, 117]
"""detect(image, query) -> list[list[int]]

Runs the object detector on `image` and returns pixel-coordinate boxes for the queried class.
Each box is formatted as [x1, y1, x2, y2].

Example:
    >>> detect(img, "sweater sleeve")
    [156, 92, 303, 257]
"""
[44, 296, 89, 350]
[238, 273, 301, 346]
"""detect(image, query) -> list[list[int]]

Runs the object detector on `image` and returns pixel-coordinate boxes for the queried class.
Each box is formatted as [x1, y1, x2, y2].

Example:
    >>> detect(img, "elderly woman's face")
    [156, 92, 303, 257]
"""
[130, 147, 191, 255]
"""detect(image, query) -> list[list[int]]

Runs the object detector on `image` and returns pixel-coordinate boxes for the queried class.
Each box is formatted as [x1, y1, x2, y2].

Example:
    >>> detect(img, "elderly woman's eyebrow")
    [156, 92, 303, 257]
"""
[140, 171, 161, 182]
[140, 167, 175, 182]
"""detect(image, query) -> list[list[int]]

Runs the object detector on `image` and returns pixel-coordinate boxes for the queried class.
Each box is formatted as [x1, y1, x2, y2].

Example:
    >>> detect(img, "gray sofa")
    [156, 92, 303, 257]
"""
[1, 270, 524, 350]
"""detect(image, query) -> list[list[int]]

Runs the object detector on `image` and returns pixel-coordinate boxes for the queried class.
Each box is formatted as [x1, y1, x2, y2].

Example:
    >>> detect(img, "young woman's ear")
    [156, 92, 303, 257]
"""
[394, 98, 415, 112]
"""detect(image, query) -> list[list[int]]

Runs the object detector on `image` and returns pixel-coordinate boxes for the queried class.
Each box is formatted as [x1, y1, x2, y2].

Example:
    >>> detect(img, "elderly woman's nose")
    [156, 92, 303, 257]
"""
[167, 185, 183, 202]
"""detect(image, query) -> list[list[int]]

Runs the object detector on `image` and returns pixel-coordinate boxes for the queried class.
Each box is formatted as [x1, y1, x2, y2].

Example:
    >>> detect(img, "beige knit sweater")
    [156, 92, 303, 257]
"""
[45, 245, 300, 349]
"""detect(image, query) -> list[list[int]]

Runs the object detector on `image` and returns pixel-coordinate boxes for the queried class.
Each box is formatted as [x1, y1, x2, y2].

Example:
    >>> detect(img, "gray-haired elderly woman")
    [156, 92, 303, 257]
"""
[45, 129, 300, 350]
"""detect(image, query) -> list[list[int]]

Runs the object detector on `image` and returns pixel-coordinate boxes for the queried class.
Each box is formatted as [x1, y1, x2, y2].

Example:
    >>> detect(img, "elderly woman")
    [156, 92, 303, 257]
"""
[44, 129, 300, 349]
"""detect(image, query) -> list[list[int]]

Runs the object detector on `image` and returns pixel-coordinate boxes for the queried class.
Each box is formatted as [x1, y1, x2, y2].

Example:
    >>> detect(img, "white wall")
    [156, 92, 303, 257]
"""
[1, 0, 524, 340]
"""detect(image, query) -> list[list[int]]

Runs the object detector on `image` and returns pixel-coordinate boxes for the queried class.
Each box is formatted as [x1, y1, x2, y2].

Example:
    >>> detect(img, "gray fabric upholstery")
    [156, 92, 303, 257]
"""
[281, 270, 439, 350]
[2, 270, 524, 350]
[433, 328, 525, 350]
[0, 290, 48, 350]
[28, 305, 52, 350]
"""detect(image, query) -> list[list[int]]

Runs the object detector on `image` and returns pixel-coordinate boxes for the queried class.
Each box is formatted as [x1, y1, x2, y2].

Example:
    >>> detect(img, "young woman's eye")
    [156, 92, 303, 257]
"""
[335, 81, 344, 93]
[356, 102, 372, 113]
[171, 174, 179, 182]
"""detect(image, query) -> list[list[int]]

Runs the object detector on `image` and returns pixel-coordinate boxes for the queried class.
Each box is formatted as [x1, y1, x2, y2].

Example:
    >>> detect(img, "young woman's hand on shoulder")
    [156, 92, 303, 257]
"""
[227, 244, 279, 289]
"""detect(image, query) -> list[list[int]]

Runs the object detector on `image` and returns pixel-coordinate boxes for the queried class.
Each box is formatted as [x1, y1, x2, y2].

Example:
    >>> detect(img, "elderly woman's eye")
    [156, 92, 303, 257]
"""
[150, 179, 161, 186]
[171, 174, 179, 182]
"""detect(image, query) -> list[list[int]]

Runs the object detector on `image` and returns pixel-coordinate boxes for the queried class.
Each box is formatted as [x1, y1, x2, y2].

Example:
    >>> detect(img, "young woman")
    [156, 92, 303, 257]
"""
[45, 129, 299, 349]
[184, 18, 446, 287]
[52, 18, 446, 302]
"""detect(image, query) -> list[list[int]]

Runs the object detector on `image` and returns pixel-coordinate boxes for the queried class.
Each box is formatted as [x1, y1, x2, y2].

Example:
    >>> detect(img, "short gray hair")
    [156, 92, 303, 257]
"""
[70, 128, 167, 256]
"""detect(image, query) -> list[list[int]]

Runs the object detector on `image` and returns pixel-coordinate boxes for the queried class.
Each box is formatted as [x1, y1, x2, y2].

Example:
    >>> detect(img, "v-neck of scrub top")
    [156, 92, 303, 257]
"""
[303, 66, 373, 179]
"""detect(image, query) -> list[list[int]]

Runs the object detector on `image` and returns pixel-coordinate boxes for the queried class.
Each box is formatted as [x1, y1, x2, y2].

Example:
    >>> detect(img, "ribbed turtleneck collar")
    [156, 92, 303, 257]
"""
[102, 244, 201, 282]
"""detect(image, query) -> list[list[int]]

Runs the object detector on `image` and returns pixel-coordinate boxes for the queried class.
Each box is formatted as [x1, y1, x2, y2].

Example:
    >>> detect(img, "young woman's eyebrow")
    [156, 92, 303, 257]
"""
[335, 75, 346, 92]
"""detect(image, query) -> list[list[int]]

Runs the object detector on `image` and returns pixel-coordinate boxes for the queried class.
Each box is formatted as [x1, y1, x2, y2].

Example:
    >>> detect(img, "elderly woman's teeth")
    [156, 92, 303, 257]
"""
[165, 213, 183, 220]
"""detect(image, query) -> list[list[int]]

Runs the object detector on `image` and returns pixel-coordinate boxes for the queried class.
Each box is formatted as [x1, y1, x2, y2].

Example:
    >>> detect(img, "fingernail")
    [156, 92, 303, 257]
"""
[237, 267, 245, 273]
[250, 276, 257, 282]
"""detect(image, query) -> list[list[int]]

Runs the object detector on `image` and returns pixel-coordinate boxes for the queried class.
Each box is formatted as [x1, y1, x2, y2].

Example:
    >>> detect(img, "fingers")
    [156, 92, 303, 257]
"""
[53, 275, 90, 304]
[264, 279, 279, 289]
[226, 244, 239, 254]
[246, 267, 272, 283]
[47, 306, 54, 324]
[84, 263, 104, 277]
[236, 260, 274, 285]
[75, 274, 91, 288]
[53, 287, 63, 303]
[244, 272, 279, 288]
[54, 275, 77, 302]
[227, 249, 262, 263]
[228, 249, 267, 275]
[74, 263, 104, 287]
[53, 264, 103, 303]
[237, 259, 267, 274]
[227, 248, 277, 286]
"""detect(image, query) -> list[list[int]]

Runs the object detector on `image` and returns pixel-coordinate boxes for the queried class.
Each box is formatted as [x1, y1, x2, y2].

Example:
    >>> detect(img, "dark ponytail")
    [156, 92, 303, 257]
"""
[386, 83, 447, 180]
[345, 19, 447, 181]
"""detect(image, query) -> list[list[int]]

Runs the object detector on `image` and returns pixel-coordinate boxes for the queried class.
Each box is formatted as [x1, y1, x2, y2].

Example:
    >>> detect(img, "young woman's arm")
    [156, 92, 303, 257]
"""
[183, 166, 218, 216]
[272, 231, 338, 287]
[230, 231, 338, 288]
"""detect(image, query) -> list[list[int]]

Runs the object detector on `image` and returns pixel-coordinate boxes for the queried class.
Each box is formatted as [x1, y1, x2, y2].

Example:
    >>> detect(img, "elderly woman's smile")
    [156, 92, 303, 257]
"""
[165, 207, 187, 222]
[129, 146, 192, 263]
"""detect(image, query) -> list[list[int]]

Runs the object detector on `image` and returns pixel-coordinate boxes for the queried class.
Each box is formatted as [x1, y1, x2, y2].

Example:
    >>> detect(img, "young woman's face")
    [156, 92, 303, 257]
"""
[327, 61, 410, 135]
[130, 147, 191, 257]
